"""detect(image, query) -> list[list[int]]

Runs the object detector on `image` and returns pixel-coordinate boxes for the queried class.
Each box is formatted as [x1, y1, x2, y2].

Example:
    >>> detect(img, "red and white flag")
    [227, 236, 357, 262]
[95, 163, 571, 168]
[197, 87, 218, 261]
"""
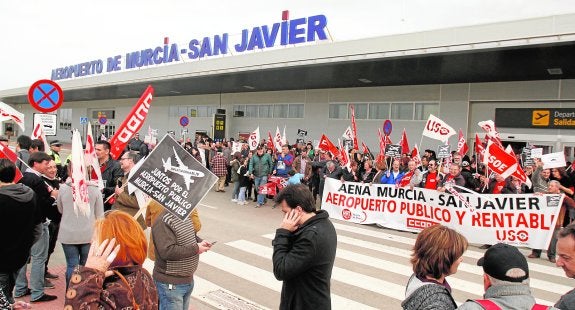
[273, 126, 283, 153]
[31, 122, 50, 154]
[361, 141, 370, 155]
[247, 127, 260, 150]
[0, 101, 25, 131]
[478, 120, 502, 146]
[475, 134, 485, 157]
[318, 134, 340, 157]
[71, 130, 90, 216]
[411, 144, 421, 167]
[342, 126, 353, 141]
[399, 129, 410, 155]
[338, 139, 350, 171]
[0, 143, 23, 182]
[267, 131, 275, 152]
[84, 124, 104, 189]
[457, 129, 469, 157]
[109, 85, 154, 159]
[422, 114, 456, 143]
[281, 126, 287, 146]
[350, 105, 359, 150]
[483, 139, 518, 179]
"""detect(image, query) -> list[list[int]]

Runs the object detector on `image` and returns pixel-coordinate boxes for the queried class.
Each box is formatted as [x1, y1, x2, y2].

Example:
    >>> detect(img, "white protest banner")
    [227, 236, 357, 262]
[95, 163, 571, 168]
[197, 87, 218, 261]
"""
[231, 141, 243, 154]
[541, 151, 566, 169]
[0, 101, 25, 131]
[128, 134, 218, 220]
[531, 148, 543, 158]
[422, 114, 456, 143]
[321, 178, 562, 249]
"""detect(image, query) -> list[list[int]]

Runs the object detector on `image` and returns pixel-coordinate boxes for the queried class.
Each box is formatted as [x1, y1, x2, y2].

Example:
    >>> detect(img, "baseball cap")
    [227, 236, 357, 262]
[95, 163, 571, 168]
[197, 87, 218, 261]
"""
[477, 243, 529, 282]
[0, 136, 8, 142]
[50, 140, 62, 146]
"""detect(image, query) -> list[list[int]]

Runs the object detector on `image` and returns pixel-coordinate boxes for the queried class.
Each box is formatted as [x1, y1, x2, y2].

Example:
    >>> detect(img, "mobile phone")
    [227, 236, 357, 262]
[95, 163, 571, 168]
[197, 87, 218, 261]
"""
[210, 241, 217, 245]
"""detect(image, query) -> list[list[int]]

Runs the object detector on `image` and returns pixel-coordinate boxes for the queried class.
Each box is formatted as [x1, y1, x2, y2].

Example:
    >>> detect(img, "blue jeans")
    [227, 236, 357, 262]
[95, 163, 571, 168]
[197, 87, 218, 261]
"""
[231, 181, 240, 199]
[15, 222, 49, 300]
[254, 176, 268, 205]
[62, 243, 90, 288]
[155, 280, 194, 310]
[238, 187, 247, 203]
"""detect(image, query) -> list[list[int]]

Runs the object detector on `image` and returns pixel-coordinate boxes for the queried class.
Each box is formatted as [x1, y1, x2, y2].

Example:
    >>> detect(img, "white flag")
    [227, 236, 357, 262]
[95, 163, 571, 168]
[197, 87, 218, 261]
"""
[274, 126, 283, 153]
[281, 125, 287, 145]
[85, 125, 104, 190]
[422, 114, 456, 143]
[71, 130, 90, 216]
[478, 120, 501, 144]
[0, 101, 25, 131]
[247, 127, 260, 150]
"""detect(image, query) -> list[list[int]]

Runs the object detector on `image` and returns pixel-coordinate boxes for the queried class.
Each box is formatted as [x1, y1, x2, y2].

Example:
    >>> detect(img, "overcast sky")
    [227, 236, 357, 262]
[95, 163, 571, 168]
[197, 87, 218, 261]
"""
[1, 0, 574, 90]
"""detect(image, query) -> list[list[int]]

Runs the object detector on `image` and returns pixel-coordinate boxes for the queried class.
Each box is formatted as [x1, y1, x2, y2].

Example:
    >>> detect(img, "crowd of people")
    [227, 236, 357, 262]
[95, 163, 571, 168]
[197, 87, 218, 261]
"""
[1, 131, 575, 309]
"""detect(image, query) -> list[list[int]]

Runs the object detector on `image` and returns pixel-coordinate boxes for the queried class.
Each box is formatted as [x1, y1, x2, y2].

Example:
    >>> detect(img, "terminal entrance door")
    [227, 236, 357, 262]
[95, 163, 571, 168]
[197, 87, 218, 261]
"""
[91, 123, 116, 140]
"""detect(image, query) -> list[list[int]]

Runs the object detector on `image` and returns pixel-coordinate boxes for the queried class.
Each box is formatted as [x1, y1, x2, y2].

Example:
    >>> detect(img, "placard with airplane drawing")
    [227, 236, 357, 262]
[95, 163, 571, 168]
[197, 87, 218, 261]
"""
[128, 134, 218, 220]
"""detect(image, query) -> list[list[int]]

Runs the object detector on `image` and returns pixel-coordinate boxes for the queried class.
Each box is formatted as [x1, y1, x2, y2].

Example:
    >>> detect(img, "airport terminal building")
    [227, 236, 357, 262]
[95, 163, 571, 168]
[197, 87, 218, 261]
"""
[1, 13, 575, 160]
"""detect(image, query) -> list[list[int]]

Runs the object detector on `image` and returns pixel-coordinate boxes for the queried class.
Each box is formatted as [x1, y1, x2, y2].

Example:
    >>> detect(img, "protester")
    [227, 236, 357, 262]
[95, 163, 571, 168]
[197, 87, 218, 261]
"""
[555, 222, 575, 309]
[417, 159, 443, 190]
[458, 243, 558, 309]
[371, 160, 387, 185]
[152, 207, 212, 310]
[145, 200, 201, 261]
[15, 135, 32, 172]
[272, 184, 337, 310]
[319, 160, 343, 199]
[47, 140, 65, 179]
[293, 151, 312, 184]
[402, 224, 467, 310]
[531, 159, 550, 193]
[287, 169, 305, 185]
[14, 152, 58, 302]
[437, 163, 466, 192]
[237, 158, 250, 205]
[210, 148, 228, 192]
[56, 164, 104, 288]
[230, 152, 241, 202]
[112, 151, 146, 229]
[0, 159, 37, 304]
[64, 210, 158, 309]
[380, 159, 405, 185]
[41, 159, 61, 286]
[529, 180, 575, 262]
[249, 146, 274, 208]
[342, 161, 360, 182]
[274, 145, 294, 177]
[95, 140, 123, 211]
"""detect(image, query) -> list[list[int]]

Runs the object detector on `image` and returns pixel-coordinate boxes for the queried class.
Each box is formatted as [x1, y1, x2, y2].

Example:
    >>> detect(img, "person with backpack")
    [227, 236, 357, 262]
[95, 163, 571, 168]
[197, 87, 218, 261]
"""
[458, 243, 558, 310]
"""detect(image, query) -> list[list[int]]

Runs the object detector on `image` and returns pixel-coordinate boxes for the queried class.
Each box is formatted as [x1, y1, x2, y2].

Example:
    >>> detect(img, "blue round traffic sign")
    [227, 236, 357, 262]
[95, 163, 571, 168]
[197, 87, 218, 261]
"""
[383, 120, 393, 136]
[98, 116, 107, 125]
[179, 116, 189, 127]
[28, 80, 64, 113]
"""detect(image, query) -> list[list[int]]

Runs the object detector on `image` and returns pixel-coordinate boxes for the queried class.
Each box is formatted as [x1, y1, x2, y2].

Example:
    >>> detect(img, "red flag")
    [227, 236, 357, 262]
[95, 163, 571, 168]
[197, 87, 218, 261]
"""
[31, 122, 50, 153]
[259, 182, 277, 196]
[483, 140, 518, 178]
[457, 129, 468, 157]
[350, 105, 359, 150]
[398, 171, 414, 188]
[339, 139, 350, 170]
[475, 134, 484, 154]
[399, 129, 410, 154]
[109, 85, 154, 159]
[361, 142, 370, 155]
[0, 143, 22, 182]
[267, 131, 275, 152]
[318, 134, 340, 157]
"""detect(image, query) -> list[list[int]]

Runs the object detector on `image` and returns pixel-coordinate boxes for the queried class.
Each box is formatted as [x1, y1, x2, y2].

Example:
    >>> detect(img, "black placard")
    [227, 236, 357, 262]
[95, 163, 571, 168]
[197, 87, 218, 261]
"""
[128, 134, 218, 220]
[437, 145, 451, 159]
[385, 144, 401, 157]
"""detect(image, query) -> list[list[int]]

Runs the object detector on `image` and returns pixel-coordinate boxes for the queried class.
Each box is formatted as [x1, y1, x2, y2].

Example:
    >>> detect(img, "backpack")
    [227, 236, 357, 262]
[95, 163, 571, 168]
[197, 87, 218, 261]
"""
[473, 299, 550, 310]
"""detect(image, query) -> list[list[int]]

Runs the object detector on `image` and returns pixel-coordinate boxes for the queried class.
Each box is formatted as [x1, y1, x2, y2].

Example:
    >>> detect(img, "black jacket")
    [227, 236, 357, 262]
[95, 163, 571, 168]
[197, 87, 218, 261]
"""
[100, 158, 123, 209]
[0, 183, 37, 272]
[272, 210, 337, 310]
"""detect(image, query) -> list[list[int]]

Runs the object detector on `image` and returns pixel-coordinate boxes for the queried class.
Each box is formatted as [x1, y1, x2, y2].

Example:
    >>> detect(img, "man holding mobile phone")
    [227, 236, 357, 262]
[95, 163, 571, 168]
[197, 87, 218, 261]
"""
[272, 184, 337, 310]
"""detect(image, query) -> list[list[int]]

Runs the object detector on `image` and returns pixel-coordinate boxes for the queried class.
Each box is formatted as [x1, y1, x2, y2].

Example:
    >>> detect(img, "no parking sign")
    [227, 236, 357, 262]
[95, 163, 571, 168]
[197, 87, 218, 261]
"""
[28, 80, 64, 113]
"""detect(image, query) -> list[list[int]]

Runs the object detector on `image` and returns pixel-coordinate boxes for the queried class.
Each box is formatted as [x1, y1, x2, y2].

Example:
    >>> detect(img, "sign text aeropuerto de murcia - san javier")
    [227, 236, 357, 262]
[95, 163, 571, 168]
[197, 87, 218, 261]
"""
[322, 178, 563, 249]
[51, 14, 328, 81]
